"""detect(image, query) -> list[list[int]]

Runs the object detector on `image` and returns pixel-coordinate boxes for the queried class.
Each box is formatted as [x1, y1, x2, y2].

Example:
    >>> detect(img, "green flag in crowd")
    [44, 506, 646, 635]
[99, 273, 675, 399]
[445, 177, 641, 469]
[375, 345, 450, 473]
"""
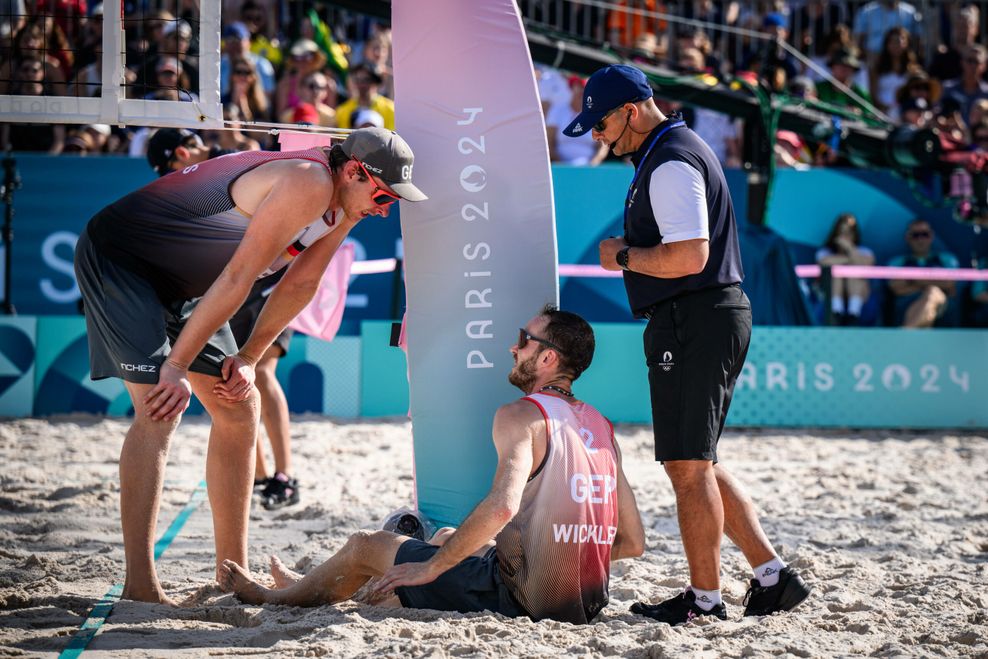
[308, 8, 349, 83]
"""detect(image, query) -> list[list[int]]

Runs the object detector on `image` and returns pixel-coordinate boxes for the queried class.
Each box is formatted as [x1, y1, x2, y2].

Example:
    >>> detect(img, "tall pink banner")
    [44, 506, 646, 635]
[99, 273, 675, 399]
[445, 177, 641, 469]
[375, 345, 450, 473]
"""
[393, 0, 558, 525]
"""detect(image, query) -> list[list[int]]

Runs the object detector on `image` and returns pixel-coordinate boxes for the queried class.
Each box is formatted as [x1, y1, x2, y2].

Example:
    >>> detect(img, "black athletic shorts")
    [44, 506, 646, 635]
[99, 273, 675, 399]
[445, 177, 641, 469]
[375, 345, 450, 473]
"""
[393, 540, 526, 618]
[228, 275, 294, 358]
[75, 228, 238, 384]
[642, 284, 751, 462]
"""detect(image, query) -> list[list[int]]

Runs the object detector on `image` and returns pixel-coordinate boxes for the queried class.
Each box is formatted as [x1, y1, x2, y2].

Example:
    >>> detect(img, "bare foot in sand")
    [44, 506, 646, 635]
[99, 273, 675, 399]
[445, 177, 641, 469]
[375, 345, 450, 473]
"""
[270, 555, 302, 588]
[121, 585, 179, 607]
[218, 560, 270, 605]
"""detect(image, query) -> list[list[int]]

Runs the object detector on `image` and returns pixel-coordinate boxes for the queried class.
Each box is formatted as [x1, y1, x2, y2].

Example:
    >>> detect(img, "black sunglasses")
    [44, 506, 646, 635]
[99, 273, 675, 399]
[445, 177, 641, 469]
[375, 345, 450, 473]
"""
[518, 328, 564, 353]
[233, 68, 252, 76]
[908, 230, 931, 239]
[353, 158, 400, 206]
[593, 105, 624, 133]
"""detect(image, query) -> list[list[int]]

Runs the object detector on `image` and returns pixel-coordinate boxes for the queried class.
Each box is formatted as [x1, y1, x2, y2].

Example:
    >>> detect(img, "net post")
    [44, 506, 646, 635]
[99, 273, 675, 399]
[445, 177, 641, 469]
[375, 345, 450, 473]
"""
[98, 0, 125, 125]
[198, 1, 223, 124]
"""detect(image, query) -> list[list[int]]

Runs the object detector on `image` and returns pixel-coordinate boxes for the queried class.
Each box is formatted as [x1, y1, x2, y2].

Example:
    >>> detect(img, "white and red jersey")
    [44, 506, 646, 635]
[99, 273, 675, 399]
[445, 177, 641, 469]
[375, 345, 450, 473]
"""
[495, 393, 619, 624]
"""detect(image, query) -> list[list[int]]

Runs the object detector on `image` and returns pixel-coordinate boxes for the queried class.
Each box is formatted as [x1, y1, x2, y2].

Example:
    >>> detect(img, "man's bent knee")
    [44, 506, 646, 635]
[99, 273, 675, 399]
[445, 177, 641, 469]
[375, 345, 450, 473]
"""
[366, 529, 406, 550]
[343, 530, 406, 574]
[429, 527, 457, 546]
[664, 459, 712, 475]
[664, 460, 714, 486]
[341, 529, 391, 558]
[208, 388, 260, 423]
[344, 529, 375, 549]
[255, 361, 278, 383]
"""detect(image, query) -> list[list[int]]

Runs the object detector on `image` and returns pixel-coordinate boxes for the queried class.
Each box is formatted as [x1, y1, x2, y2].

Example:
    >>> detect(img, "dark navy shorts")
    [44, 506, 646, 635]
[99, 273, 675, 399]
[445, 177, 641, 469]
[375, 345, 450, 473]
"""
[393, 540, 526, 618]
[642, 284, 751, 462]
[75, 229, 238, 384]
[228, 276, 293, 358]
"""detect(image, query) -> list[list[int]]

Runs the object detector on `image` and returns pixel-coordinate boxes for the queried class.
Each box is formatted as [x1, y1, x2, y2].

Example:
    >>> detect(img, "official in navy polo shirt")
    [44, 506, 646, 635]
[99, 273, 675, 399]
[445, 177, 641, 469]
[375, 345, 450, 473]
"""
[563, 64, 810, 624]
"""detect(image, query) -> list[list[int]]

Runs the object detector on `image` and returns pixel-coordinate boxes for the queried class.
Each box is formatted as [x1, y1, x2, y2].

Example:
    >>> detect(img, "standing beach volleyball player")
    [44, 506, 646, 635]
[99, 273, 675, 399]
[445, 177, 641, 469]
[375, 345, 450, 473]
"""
[74, 127, 427, 604]
[564, 64, 811, 623]
[146, 127, 303, 510]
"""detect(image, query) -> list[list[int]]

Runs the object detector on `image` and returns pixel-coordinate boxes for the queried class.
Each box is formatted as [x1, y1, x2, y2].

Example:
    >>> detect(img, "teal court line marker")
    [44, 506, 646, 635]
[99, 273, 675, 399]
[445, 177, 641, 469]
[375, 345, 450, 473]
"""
[58, 479, 209, 659]
[154, 480, 208, 561]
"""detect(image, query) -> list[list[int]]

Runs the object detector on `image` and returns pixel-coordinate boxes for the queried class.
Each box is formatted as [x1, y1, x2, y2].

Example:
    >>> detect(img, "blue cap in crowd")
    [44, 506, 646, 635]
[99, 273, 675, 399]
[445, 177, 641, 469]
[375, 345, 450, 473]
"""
[562, 64, 653, 137]
[223, 22, 250, 40]
[763, 13, 786, 28]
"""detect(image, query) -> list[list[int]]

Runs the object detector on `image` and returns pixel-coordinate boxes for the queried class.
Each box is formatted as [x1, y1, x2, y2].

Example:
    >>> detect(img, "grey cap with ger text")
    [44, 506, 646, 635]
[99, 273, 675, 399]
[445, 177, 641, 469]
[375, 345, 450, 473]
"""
[340, 127, 428, 202]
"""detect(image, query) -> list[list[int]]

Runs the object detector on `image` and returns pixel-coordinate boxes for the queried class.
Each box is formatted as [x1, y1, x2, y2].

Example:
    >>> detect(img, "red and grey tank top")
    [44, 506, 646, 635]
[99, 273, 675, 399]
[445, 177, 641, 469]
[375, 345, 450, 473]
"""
[495, 393, 619, 624]
[86, 148, 342, 303]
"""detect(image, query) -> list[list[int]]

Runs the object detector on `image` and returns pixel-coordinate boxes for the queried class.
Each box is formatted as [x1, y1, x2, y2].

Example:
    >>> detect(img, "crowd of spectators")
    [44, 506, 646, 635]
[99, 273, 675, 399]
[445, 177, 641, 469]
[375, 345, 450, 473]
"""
[0, 1, 394, 155]
[524, 0, 988, 170]
[2, 0, 987, 167]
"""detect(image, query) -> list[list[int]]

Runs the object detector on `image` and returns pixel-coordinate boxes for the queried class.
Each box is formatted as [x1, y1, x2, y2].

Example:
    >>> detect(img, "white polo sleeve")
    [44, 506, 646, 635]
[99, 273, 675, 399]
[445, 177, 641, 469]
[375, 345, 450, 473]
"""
[647, 161, 709, 244]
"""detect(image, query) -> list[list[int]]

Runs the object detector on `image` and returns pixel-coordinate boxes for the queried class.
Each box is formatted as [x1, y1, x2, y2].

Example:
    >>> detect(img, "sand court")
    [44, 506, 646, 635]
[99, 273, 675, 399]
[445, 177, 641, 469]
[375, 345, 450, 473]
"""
[0, 416, 985, 657]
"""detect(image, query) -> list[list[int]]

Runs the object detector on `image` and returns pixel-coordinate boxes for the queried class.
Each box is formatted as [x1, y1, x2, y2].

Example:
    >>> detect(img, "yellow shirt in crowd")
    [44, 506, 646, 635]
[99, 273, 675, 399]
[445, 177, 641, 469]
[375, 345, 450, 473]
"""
[335, 95, 396, 130]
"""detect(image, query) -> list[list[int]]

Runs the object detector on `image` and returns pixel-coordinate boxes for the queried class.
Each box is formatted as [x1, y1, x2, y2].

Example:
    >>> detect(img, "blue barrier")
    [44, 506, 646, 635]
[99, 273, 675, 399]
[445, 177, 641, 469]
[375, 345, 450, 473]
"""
[5, 157, 987, 427]
[4, 154, 403, 323]
[10, 155, 988, 321]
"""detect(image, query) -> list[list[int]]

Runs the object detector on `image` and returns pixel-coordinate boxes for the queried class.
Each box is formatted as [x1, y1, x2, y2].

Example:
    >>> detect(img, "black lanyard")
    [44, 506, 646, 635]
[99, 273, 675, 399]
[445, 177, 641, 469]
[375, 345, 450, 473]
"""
[624, 120, 686, 215]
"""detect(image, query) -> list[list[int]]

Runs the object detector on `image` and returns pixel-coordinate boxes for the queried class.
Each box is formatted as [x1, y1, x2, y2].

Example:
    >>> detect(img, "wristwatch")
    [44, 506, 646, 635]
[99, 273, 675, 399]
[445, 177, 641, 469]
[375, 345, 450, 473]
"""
[616, 247, 631, 271]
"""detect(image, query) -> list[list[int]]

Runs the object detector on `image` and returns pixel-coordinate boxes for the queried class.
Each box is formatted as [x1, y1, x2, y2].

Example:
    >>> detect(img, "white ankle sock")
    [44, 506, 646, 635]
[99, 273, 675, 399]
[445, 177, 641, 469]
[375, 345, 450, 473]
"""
[831, 297, 846, 314]
[689, 586, 722, 611]
[753, 557, 786, 587]
[847, 295, 864, 316]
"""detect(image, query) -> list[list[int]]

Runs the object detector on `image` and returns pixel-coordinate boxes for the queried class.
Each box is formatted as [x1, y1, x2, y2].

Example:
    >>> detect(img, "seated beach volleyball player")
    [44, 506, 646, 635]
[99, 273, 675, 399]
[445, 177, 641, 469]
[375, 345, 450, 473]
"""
[73, 127, 427, 604]
[220, 306, 646, 624]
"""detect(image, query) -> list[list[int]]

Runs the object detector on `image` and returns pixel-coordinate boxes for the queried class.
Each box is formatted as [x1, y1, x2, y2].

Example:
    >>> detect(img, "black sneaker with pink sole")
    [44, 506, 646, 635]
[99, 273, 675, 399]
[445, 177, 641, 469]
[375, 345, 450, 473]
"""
[260, 473, 300, 510]
[631, 589, 728, 625]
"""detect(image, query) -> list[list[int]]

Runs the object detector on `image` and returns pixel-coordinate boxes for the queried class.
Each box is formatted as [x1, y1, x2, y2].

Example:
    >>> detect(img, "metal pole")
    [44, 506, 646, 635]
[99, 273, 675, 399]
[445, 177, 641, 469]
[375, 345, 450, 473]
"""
[389, 257, 404, 320]
[821, 264, 833, 326]
[1, 148, 19, 315]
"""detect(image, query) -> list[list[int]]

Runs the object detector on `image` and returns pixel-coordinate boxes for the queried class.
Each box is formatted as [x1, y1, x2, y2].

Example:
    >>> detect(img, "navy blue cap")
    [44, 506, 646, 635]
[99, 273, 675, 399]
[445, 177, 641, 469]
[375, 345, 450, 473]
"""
[562, 64, 653, 137]
[147, 128, 198, 176]
[763, 12, 786, 28]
